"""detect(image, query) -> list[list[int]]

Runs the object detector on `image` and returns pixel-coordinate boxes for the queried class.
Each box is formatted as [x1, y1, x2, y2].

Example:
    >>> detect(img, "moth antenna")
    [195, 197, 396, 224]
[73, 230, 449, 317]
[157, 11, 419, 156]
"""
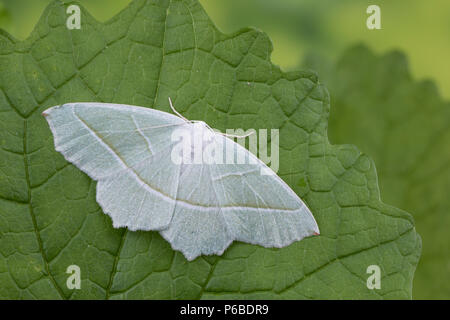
[219, 130, 255, 139]
[168, 97, 189, 122]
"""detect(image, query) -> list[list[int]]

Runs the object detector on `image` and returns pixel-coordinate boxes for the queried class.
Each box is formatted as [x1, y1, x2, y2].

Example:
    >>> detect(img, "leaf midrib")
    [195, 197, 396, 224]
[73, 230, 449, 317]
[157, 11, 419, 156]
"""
[23, 119, 65, 299]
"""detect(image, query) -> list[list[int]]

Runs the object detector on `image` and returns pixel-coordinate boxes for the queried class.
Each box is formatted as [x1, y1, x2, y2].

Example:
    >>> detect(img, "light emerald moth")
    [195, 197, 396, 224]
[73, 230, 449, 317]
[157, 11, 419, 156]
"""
[43, 99, 319, 261]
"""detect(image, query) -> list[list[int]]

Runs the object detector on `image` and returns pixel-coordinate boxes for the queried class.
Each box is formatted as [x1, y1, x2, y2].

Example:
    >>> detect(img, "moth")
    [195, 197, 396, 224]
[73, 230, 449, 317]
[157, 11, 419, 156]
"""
[43, 99, 319, 260]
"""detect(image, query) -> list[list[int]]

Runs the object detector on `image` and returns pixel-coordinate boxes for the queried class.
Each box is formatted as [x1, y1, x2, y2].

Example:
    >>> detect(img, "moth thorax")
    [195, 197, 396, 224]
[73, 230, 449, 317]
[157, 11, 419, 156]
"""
[191, 122, 214, 147]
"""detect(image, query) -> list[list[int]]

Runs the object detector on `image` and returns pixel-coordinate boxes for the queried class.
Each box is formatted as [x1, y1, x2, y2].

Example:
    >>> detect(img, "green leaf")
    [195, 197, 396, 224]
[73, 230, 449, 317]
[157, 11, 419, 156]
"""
[0, 1, 420, 299]
[304, 45, 448, 299]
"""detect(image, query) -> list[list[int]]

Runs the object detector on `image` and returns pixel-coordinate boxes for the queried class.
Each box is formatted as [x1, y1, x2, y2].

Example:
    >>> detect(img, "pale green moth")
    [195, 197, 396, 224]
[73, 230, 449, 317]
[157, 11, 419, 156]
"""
[42, 99, 319, 261]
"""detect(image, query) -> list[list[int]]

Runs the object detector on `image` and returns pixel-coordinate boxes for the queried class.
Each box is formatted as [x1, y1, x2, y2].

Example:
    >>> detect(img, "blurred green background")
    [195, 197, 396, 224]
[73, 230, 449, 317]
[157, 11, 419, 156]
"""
[1, 0, 449, 99]
[1, 0, 448, 299]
